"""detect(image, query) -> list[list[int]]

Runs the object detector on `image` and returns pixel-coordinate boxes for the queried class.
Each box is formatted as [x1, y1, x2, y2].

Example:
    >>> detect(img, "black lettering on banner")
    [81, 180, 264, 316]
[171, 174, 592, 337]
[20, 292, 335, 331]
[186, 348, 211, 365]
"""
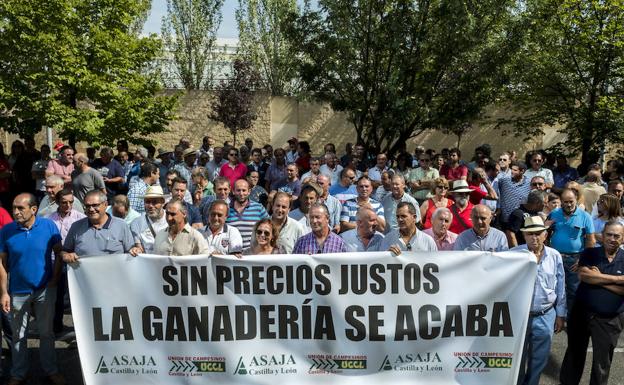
[233, 266, 250, 294]
[252, 266, 265, 294]
[345, 305, 366, 341]
[387, 264, 402, 293]
[111, 307, 133, 340]
[423, 263, 440, 294]
[212, 306, 234, 341]
[315, 305, 336, 340]
[260, 305, 276, 339]
[188, 306, 209, 341]
[490, 302, 514, 337]
[404, 264, 421, 294]
[467, 304, 488, 336]
[369, 264, 386, 294]
[180, 266, 188, 296]
[215, 265, 231, 294]
[296, 265, 313, 294]
[278, 305, 299, 338]
[314, 264, 331, 295]
[93, 308, 108, 341]
[142, 306, 162, 341]
[190, 266, 208, 295]
[369, 306, 385, 341]
[166, 307, 187, 341]
[351, 264, 367, 295]
[419, 304, 440, 340]
[266, 266, 283, 294]
[162, 266, 178, 296]
[442, 305, 464, 337]
[395, 305, 417, 340]
[285, 265, 294, 293]
[302, 301, 311, 338]
[339, 265, 348, 294]
[236, 305, 257, 340]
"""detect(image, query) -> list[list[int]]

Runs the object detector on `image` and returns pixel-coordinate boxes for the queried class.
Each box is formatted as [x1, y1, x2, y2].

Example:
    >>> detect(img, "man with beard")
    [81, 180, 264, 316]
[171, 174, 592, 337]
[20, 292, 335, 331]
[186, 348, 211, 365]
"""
[293, 203, 347, 254]
[270, 192, 304, 253]
[448, 180, 474, 235]
[130, 186, 168, 254]
[153, 199, 210, 256]
[200, 200, 243, 255]
[548, 188, 596, 315]
[382, 202, 437, 254]
[226, 179, 269, 249]
[340, 208, 385, 252]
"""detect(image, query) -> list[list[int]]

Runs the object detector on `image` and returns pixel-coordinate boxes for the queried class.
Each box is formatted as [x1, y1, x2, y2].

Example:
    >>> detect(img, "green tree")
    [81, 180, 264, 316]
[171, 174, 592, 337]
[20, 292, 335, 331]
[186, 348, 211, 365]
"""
[162, 0, 224, 89]
[210, 59, 261, 146]
[285, 0, 521, 154]
[236, 0, 300, 95]
[501, 0, 624, 165]
[0, 0, 177, 147]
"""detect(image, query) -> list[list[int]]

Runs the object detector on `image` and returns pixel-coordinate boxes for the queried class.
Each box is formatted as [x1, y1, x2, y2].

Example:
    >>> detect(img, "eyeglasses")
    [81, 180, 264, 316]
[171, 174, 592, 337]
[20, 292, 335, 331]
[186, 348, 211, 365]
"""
[229, 153, 238, 157]
[84, 202, 104, 209]
[256, 230, 271, 237]
[498, 158, 508, 162]
[436, 186, 449, 190]
[531, 183, 545, 187]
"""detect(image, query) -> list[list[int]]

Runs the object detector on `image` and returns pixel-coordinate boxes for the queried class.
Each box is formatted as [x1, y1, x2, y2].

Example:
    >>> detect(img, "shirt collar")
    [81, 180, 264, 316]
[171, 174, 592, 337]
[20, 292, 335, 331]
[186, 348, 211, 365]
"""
[17, 217, 39, 231]
[89, 214, 112, 229]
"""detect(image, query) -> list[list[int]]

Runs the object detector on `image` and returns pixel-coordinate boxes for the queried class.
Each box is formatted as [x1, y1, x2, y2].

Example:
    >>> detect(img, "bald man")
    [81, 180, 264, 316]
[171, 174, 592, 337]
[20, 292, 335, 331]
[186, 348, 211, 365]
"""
[453, 204, 509, 251]
[340, 208, 385, 251]
[71, 153, 105, 204]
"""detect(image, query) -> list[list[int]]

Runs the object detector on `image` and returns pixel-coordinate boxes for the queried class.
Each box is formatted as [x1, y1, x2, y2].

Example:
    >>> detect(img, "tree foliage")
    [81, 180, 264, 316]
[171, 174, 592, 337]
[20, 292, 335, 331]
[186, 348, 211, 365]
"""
[501, 0, 624, 164]
[210, 60, 261, 145]
[0, 0, 177, 147]
[236, 0, 300, 96]
[162, 0, 224, 90]
[285, 0, 522, 154]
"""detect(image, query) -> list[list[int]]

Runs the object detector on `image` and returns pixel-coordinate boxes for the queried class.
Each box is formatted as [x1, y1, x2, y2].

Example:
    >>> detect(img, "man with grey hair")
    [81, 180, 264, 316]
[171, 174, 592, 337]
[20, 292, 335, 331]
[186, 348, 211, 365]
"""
[454, 204, 509, 251]
[71, 153, 106, 204]
[126, 146, 149, 187]
[154, 199, 210, 256]
[130, 186, 168, 253]
[319, 153, 343, 186]
[38, 175, 84, 217]
[293, 203, 347, 254]
[382, 174, 420, 234]
[423, 207, 458, 250]
[316, 174, 341, 233]
[61, 190, 140, 262]
[340, 208, 385, 252]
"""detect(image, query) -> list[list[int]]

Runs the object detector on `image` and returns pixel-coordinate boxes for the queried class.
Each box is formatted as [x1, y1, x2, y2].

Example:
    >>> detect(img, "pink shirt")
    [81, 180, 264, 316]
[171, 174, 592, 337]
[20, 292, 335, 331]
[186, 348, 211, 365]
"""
[219, 163, 248, 188]
[48, 210, 86, 241]
[46, 159, 74, 186]
[423, 228, 458, 251]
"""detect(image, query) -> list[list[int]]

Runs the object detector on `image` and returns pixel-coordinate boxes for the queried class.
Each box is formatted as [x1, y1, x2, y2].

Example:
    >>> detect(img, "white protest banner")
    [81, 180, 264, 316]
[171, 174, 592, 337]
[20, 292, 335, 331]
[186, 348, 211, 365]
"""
[68, 251, 536, 385]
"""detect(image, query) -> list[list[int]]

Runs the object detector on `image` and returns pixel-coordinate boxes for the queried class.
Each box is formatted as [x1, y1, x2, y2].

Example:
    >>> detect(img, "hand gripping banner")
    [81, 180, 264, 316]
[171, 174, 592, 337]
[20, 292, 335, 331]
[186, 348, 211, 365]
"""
[68, 251, 537, 385]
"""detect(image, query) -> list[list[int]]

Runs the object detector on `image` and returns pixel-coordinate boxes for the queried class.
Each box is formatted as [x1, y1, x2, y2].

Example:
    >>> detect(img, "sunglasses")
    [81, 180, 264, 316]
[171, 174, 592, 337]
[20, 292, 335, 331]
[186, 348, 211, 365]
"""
[436, 185, 449, 190]
[531, 182, 545, 187]
[229, 153, 238, 156]
[256, 230, 271, 237]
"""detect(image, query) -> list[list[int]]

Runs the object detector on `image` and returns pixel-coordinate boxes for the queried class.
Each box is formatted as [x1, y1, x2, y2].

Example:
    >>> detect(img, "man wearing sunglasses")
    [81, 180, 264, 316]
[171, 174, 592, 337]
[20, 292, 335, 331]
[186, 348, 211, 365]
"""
[408, 153, 439, 204]
[219, 149, 248, 189]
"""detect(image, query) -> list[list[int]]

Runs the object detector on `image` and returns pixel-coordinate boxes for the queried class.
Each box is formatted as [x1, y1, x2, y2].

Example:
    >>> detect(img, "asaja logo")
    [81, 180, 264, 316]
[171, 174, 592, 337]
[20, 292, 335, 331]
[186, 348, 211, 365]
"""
[94, 355, 157, 375]
[379, 353, 442, 372]
[234, 354, 297, 376]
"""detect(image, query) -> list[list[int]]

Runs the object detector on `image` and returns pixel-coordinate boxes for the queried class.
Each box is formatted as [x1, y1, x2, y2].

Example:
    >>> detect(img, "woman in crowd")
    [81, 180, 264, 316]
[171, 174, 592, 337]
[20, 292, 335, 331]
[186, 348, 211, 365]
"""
[592, 193, 624, 244]
[243, 219, 281, 255]
[419, 177, 454, 229]
[543, 192, 561, 217]
[604, 159, 624, 182]
[394, 152, 413, 180]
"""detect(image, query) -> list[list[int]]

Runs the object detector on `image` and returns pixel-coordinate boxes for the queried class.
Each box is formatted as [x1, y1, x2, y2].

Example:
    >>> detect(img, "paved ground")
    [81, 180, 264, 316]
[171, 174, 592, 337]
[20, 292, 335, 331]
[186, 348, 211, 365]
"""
[3, 317, 624, 384]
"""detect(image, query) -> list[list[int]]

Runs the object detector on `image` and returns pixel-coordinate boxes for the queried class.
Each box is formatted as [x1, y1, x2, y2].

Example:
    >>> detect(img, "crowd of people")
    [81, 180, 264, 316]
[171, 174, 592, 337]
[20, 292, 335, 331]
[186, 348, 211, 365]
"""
[0, 135, 622, 385]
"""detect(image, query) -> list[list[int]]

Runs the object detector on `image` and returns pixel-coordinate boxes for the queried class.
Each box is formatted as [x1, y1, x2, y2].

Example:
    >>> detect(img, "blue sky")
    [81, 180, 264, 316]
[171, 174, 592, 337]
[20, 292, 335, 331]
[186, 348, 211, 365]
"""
[144, 0, 239, 38]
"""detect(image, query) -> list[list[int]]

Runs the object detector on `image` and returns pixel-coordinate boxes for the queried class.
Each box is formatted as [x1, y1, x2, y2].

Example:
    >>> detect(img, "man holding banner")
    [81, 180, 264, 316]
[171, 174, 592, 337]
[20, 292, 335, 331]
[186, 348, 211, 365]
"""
[382, 202, 437, 254]
[512, 216, 566, 385]
[293, 203, 346, 254]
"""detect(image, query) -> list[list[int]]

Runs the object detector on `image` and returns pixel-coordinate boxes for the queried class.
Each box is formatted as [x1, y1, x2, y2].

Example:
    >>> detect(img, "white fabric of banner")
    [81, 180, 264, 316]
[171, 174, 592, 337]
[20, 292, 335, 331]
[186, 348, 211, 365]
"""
[68, 251, 536, 385]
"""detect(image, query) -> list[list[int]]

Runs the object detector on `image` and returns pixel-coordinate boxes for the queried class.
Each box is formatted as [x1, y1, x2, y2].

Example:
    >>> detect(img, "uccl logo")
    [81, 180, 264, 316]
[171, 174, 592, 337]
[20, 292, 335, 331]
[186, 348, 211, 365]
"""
[95, 355, 157, 374]
[483, 357, 512, 368]
[334, 359, 366, 369]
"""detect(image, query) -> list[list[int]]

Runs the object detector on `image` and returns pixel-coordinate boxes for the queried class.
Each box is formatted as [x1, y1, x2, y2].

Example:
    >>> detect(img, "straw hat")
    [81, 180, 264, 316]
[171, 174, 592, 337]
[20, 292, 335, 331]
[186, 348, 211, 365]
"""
[143, 185, 165, 199]
[450, 180, 473, 194]
[519, 216, 549, 233]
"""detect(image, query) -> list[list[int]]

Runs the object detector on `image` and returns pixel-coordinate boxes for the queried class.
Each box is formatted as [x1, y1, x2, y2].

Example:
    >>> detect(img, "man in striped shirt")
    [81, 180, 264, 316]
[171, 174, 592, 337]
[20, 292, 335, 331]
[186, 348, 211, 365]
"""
[340, 176, 385, 233]
[226, 179, 269, 249]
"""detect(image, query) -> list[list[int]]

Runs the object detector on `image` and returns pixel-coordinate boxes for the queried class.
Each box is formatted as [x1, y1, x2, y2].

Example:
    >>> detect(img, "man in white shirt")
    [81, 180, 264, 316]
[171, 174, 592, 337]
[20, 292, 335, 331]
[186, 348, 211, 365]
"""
[319, 153, 343, 186]
[271, 192, 304, 253]
[200, 200, 243, 255]
[130, 186, 168, 253]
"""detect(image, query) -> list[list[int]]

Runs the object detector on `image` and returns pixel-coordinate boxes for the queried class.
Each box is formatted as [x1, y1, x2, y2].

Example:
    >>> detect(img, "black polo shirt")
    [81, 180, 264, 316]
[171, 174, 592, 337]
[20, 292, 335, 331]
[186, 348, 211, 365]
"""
[576, 247, 624, 315]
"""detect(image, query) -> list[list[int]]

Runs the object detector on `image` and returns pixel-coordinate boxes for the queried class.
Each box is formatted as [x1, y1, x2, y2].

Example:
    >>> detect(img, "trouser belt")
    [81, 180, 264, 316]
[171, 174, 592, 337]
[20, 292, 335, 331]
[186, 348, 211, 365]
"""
[530, 303, 554, 317]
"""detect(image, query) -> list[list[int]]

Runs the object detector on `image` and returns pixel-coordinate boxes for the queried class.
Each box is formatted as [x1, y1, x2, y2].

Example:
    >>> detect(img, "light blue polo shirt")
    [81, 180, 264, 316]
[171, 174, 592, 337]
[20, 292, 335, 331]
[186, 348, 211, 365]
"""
[63, 215, 135, 257]
[548, 207, 594, 254]
[0, 217, 62, 294]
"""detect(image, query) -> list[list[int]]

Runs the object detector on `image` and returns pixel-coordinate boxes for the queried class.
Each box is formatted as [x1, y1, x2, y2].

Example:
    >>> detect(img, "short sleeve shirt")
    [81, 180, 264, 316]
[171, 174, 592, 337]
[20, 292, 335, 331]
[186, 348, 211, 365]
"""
[439, 164, 468, 181]
[576, 247, 624, 314]
[548, 207, 595, 254]
[63, 216, 135, 256]
[340, 198, 384, 223]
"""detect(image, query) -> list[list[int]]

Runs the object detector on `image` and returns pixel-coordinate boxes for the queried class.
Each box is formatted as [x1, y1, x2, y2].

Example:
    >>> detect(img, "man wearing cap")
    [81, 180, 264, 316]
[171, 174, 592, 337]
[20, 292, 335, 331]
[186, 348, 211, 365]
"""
[560, 221, 624, 385]
[382, 174, 420, 234]
[128, 162, 160, 213]
[453, 205, 508, 252]
[289, 183, 321, 233]
[130, 186, 168, 253]
[513, 216, 565, 385]
[448, 180, 475, 235]
[382, 202, 437, 254]
[174, 148, 197, 192]
[156, 149, 173, 188]
[340, 176, 385, 233]
[286, 137, 299, 164]
[153, 199, 210, 256]
[201, 200, 243, 255]
[340, 207, 385, 252]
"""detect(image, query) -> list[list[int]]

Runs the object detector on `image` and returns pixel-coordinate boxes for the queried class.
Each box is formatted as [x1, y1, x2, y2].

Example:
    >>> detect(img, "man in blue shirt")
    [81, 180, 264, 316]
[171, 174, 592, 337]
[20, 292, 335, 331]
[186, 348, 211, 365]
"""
[548, 188, 595, 314]
[0, 193, 65, 384]
[560, 221, 624, 385]
[512, 216, 566, 385]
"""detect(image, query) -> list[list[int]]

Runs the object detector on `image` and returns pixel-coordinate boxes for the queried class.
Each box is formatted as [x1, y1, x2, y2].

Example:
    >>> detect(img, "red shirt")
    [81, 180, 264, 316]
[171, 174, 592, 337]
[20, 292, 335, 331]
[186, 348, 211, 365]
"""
[295, 154, 311, 173]
[467, 181, 488, 205]
[449, 202, 474, 234]
[219, 162, 248, 188]
[440, 164, 468, 181]
[0, 207, 12, 228]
